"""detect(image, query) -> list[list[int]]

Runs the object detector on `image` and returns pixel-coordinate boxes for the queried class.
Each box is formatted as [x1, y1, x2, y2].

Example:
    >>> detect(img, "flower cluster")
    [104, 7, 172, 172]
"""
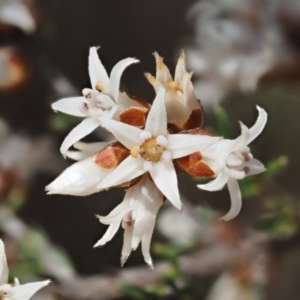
[47, 47, 267, 267]
[0, 240, 49, 300]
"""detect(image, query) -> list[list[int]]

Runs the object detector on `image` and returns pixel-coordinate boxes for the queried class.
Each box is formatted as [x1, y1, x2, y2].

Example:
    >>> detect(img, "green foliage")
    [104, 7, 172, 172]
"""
[213, 105, 234, 139]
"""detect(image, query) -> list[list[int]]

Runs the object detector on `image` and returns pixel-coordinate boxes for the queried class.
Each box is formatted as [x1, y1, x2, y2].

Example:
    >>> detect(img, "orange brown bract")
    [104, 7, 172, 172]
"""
[175, 128, 216, 178]
[95, 142, 129, 170]
[119, 107, 148, 127]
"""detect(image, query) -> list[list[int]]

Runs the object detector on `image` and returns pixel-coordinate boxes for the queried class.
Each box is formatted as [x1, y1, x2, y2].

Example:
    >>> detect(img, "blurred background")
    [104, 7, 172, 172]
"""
[0, 0, 300, 299]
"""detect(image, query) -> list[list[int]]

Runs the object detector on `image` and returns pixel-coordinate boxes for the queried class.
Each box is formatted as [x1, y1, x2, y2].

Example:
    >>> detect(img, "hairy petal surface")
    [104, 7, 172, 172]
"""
[46, 156, 109, 196]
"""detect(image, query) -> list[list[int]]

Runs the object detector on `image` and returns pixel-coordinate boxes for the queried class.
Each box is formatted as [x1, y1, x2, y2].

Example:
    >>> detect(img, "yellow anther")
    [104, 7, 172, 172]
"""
[95, 81, 104, 92]
[130, 146, 140, 158]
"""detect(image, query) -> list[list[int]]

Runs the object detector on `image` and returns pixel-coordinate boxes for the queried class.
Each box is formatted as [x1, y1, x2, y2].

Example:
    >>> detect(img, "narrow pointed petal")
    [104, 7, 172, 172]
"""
[100, 118, 142, 149]
[144, 73, 160, 92]
[154, 53, 172, 84]
[110, 58, 139, 102]
[246, 159, 266, 175]
[174, 51, 187, 84]
[73, 141, 109, 154]
[94, 220, 121, 247]
[98, 202, 132, 225]
[60, 118, 100, 156]
[88, 47, 110, 89]
[51, 97, 87, 117]
[141, 225, 155, 268]
[150, 161, 182, 210]
[121, 227, 133, 267]
[14, 278, 20, 286]
[249, 106, 268, 143]
[145, 88, 168, 136]
[65, 150, 89, 161]
[98, 156, 145, 190]
[168, 134, 219, 159]
[220, 179, 242, 221]
[0, 240, 8, 285]
[198, 172, 229, 191]
[9, 280, 50, 300]
[46, 156, 110, 196]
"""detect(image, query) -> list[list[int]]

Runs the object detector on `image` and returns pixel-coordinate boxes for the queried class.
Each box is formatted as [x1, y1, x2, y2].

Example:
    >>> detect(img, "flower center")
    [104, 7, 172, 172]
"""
[131, 136, 166, 163]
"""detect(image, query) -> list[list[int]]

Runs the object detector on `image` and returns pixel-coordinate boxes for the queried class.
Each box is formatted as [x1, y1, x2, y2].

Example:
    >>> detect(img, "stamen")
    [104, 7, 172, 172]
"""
[82, 88, 92, 98]
[95, 81, 104, 92]
[242, 153, 253, 162]
[143, 160, 155, 171]
[156, 135, 168, 147]
[161, 150, 171, 162]
[140, 131, 152, 141]
[130, 146, 140, 158]
[169, 81, 183, 93]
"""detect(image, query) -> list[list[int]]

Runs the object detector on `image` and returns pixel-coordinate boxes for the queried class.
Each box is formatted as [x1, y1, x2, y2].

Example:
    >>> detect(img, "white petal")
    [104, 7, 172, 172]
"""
[98, 156, 145, 190]
[141, 228, 155, 269]
[121, 227, 133, 267]
[51, 97, 87, 117]
[145, 88, 168, 136]
[198, 172, 229, 191]
[46, 156, 110, 196]
[0, 1, 35, 33]
[246, 158, 266, 175]
[98, 202, 132, 225]
[168, 134, 219, 159]
[96, 94, 115, 108]
[220, 179, 242, 221]
[154, 53, 172, 84]
[249, 106, 268, 143]
[65, 150, 90, 161]
[94, 221, 121, 247]
[9, 280, 50, 300]
[110, 58, 139, 102]
[73, 141, 109, 154]
[226, 153, 243, 167]
[88, 47, 110, 90]
[60, 118, 101, 156]
[14, 278, 20, 286]
[100, 118, 142, 149]
[0, 240, 8, 286]
[174, 51, 187, 84]
[150, 161, 182, 210]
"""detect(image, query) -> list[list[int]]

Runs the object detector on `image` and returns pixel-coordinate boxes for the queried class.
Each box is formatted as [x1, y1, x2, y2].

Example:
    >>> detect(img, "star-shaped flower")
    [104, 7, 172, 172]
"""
[52, 47, 143, 156]
[197, 106, 267, 221]
[94, 174, 163, 268]
[145, 52, 203, 132]
[0, 240, 50, 300]
[98, 88, 219, 210]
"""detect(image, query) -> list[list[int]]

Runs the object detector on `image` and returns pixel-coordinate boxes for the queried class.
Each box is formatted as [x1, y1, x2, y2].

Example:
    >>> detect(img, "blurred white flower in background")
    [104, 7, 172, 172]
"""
[185, 0, 298, 107]
[0, 0, 35, 33]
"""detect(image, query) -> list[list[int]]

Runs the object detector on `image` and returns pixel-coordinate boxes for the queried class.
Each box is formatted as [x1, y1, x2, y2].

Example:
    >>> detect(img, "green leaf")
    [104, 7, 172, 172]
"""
[213, 105, 233, 139]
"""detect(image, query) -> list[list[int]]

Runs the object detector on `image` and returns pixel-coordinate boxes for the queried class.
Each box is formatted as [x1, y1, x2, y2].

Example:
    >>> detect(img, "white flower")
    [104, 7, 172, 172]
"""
[98, 88, 219, 210]
[52, 47, 140, 156]
[0, 240, 50, 300]
[197, 106, 267, 221]
[145, 52, 202, 131]
[0, 0, 35, 33]
[94, 174, 163, 268]
[46, 141, 113, 196]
